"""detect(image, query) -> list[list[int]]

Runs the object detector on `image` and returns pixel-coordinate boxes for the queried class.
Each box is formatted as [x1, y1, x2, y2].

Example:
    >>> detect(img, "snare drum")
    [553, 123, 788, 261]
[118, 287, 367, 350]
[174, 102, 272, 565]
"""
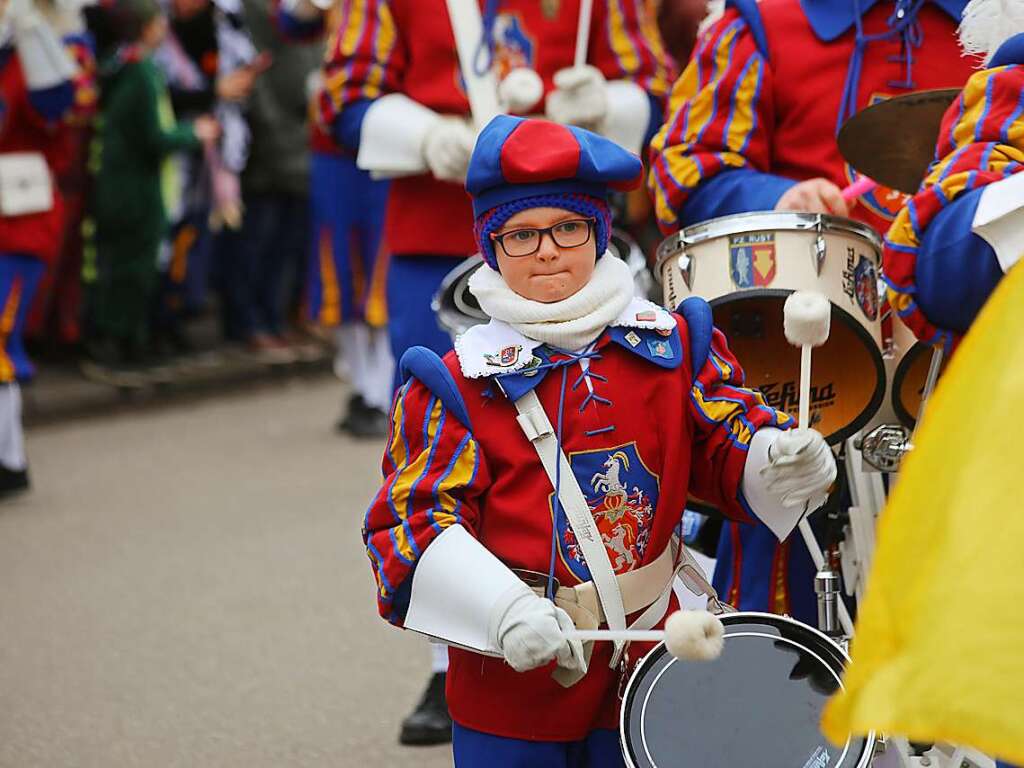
[433, 229, 654, 342]
[656, 213, 886, 445]
[620, 612, 875, 768]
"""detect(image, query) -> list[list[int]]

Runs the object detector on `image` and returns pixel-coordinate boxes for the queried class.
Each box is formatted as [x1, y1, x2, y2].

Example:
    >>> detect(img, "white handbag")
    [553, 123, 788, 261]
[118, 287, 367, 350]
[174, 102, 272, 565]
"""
[0, 153, 54, 217]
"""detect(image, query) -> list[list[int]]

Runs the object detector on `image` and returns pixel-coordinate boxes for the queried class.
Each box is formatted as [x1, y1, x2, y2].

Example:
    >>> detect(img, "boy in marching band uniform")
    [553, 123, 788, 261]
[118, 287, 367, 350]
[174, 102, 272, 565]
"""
[325, 0, 676, 740]
[647, 0, 977, 624]
[884, 0, 1024, 352]
[362, 116, 836, 766]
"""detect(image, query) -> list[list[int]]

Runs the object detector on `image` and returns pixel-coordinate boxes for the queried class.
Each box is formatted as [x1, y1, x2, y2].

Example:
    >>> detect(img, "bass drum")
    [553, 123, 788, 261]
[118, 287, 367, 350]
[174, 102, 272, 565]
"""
[656, 213, 886, 445]
[432, 229, 654, 342]
[620, 612, 875, 768]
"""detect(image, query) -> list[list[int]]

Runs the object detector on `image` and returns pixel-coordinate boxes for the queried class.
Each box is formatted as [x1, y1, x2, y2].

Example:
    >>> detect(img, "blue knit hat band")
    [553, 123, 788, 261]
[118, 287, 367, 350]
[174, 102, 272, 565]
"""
[475, 193, 611, 270]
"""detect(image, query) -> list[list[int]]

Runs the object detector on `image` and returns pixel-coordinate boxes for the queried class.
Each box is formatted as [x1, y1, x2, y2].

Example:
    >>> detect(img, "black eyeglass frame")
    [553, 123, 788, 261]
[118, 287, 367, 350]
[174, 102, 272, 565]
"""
[489, 218, 597, 258]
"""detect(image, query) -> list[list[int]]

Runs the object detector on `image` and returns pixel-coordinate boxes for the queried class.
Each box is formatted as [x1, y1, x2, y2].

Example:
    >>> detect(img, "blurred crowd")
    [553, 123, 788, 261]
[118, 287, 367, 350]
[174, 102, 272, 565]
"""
[2, 0, 711, 438]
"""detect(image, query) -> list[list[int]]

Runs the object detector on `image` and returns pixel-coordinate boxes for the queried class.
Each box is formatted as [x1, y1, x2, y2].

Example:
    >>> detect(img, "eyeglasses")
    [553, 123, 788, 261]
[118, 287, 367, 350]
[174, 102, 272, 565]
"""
[490, 218, 595, 258]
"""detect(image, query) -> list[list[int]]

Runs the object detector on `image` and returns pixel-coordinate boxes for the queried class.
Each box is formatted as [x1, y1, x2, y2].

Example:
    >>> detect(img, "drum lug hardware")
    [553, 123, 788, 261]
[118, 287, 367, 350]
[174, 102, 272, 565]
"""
[812, 231, 827, 276]
[677, 252, 694, 290]
[859, 424, 913, 472]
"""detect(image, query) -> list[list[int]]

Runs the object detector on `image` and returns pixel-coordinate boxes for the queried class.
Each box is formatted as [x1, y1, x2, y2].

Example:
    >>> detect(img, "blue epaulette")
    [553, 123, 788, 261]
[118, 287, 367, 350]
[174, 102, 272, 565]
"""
[677, 297, 714, 382]
[726, 0, 770, 58]
[398, 346, 472, 430]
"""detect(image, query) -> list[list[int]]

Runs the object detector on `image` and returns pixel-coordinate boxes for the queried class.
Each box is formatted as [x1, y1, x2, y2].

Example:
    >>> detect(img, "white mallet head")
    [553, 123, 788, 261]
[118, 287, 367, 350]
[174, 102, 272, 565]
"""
[498, 68, 545, 115]
[663, 610, 725, 661]
[784, 291, 832, 348]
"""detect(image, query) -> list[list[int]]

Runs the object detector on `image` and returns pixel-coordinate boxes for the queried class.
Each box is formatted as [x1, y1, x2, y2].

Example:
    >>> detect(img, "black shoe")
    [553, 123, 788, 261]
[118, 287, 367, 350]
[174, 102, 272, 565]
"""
[335, 394, 366, 433]
[337, 396, 389, 438]
[0, 465, 30, 498]
[399, 673, 452, 746]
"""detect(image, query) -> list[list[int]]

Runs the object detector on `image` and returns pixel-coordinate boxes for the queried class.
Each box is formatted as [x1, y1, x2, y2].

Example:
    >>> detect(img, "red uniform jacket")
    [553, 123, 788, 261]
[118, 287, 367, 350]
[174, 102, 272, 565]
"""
[363, 299, 793, 739]
[322, 0, 675, 257]
[0, 47, 75, 263]
[649, 0, 976, 236]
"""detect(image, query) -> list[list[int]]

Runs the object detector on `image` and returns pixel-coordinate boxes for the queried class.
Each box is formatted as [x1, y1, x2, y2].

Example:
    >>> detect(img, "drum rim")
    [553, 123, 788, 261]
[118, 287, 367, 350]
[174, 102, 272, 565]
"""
[653, 211, 883, 278]
[432, 256, 486, 335]
[891, 339, 929, 429]
[618, 611, 876, 768]
[707, 289, 886, 446]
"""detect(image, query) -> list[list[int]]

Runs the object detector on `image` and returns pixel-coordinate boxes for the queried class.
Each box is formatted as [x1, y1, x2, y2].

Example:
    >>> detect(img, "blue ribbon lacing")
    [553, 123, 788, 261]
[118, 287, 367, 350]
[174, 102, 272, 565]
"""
[473, 0, 501, 76]
[497, 347, 614, 599]
[837, 0, 926, 135]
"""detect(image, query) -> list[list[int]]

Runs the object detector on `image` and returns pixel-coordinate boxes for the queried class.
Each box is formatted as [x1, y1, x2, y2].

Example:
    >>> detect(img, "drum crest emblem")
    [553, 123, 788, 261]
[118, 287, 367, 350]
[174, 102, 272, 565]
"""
[843, 253, 879, 321]
[729, 233, 776, 289]
[551, 443, 658, 581]
[484, 344, 522, 367]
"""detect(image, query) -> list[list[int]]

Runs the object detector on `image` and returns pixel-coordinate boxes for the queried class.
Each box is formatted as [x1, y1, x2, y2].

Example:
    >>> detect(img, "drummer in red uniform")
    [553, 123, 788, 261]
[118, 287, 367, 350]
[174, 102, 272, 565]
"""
[362, 115, 837, 767]
[647, 0, 978, 624]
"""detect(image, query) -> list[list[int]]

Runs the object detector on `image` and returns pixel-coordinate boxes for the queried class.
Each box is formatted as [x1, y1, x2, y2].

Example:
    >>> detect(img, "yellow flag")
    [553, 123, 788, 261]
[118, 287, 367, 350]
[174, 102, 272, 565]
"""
[822, 263, 1024, 763]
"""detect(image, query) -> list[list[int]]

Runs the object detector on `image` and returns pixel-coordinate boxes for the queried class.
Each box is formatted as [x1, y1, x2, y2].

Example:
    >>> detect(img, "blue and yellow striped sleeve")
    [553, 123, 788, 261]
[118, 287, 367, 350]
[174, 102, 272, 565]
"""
[319, 0, 404, 153]
[687, 327, 794, 521]
[648, 9, 793, 234]
[363, 376, 490, 625]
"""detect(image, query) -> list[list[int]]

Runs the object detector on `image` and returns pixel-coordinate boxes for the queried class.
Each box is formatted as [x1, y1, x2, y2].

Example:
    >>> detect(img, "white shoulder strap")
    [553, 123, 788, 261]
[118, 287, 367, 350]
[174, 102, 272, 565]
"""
[513, 389, 627, 665]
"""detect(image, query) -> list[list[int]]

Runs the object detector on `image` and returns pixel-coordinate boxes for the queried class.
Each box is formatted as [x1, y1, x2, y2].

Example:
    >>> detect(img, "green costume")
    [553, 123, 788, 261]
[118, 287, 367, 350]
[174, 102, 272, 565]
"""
[92, 48, 197, 346]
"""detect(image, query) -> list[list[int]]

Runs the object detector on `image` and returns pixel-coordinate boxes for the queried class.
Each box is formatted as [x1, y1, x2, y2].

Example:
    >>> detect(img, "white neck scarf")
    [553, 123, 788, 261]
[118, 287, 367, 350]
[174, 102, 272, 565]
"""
[468, 253, 635, 351]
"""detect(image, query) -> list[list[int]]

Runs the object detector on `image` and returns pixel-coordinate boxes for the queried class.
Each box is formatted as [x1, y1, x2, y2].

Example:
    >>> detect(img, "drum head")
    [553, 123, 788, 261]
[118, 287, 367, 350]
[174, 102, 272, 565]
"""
[711, 293, 885, 445]
[621, 613, 873, 768]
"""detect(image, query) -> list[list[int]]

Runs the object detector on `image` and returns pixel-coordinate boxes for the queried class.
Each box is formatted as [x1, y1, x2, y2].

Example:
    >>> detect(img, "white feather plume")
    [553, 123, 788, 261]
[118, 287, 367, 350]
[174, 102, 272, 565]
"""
[960, 0, 1024, 63]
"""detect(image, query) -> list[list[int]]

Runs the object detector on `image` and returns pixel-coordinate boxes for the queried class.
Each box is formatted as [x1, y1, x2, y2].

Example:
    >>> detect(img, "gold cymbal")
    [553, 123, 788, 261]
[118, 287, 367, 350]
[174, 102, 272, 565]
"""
[838, 89, 961, 195]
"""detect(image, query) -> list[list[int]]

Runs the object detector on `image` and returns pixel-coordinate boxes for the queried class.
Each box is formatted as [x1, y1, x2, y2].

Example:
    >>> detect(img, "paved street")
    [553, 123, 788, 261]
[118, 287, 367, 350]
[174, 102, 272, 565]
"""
[0, 378, 452, 768]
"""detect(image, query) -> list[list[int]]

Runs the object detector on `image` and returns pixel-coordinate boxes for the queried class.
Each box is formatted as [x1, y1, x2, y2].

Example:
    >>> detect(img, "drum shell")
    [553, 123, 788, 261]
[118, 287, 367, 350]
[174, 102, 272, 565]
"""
[619, 611, 875, 768]
[656, 213, 886, 445]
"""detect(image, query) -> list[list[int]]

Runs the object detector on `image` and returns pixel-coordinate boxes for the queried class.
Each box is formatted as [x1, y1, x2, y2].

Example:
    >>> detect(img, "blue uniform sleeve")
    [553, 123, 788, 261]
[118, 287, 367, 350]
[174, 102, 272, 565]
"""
[681, 168, 797, 225]
[333, 99, 373, 154]
[26, 81, 74, 122]
[914, 187, 1006, 337]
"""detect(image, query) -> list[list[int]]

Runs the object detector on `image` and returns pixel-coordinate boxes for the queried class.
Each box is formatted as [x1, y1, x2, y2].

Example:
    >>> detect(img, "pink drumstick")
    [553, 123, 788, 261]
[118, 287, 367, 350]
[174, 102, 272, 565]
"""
[841, 176, 878, 201]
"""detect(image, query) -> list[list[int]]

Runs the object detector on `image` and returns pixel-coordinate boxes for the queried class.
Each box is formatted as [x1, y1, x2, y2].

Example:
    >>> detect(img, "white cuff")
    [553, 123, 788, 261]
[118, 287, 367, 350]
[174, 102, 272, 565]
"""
[403, 524, 530, 655]
[15, 16, 78, 90]
[602, 80, 651, 156]
[740, 428, 806, 542]
[356, 93, 442, 179]
[972, 171, 1024, 273]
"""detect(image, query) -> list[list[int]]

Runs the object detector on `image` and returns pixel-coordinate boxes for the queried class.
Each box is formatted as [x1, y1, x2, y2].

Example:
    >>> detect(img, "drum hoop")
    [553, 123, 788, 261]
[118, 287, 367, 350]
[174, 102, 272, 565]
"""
[891, 339, 929, 429]
[653, 212, 883, 279]
[707, 289, 887, 446]
[618, 611, 877, 768]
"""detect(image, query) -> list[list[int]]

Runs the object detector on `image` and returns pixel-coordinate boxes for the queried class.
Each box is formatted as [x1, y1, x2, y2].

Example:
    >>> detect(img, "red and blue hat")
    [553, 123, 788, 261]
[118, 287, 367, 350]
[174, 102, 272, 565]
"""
[466, 116, 643, 269]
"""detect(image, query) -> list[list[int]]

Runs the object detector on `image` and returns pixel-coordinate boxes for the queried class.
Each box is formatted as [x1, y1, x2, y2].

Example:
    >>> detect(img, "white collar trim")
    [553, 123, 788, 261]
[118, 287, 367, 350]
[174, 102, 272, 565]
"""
[455, 320, 543, 379]
[612, 298, 677, 331]
[455, 298, 676, 380]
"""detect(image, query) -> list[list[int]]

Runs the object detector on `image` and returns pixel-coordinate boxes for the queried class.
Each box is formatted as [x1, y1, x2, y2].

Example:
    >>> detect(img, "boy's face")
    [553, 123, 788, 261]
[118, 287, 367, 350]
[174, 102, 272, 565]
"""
[493, 207, 598, 304]
[142, 15, 168, 49]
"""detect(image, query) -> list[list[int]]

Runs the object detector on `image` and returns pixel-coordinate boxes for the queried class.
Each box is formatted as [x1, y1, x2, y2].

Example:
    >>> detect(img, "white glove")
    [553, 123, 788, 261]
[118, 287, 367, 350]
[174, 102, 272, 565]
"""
[422, 118, 476, 183]
[496, 589, 587, 674]
[546, 65, 608, 130]
[760, 428, 837, 509]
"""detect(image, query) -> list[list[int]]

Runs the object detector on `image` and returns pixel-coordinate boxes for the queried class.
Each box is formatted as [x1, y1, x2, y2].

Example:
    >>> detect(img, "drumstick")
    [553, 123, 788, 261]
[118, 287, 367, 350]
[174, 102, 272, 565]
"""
[783, 292, 856, 638]
[841, 176, 877, 202]
[570, 610, 725, 661]
[574, 0, 594, 67]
